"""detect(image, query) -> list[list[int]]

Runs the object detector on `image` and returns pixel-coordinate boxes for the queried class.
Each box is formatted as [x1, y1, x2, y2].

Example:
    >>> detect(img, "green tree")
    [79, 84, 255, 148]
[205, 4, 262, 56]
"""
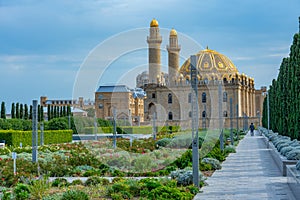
[38, 105, 41, 122]
[29, 105, 33, 120]
[67, 105, 71, 116]
[47, 105, 51, 120]
[16, 102, 20, 119]
[20, 104, 24, 119]
[63, 106, 66, 117]
[262, 27, 300, 139]
[47, 118, 68, 130]
[11, 103, 15, 119]
[1, 102, 6, 119]
[24, 104, 29, 120]
[40, 105, 44, 121]
[53, 106, 57, 118]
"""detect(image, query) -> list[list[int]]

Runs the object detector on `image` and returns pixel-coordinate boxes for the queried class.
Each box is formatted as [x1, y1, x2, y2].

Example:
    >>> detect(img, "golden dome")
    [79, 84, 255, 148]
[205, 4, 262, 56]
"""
[170, 28, 177, 36]
[150, 19, 159, 27]
[179, 48, 239, 80]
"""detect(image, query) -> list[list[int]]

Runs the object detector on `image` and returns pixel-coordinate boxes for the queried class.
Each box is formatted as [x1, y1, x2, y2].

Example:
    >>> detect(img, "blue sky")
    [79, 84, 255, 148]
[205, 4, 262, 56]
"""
[0, 0, 299, 109]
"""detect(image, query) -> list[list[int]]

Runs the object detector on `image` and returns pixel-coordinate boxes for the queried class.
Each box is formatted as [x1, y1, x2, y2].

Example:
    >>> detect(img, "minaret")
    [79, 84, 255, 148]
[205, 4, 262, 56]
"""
[167, 28, 181, 85]
[147, 19, 162, 84]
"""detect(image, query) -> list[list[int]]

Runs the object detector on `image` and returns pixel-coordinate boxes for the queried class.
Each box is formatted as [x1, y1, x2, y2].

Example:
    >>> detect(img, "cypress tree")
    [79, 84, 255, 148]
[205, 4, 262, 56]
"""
[51, 106, 54, 119]
[20, 104, 23, 119]
[11, 103, 15, 118]
[53, 106, 57, 118]
[263, 22, 300, 139]
[56, 106, 60, 118]
[60, 106, 63, 117]
[24, 104, 28, 120]
[47, 105, 51, 120]
[29, 105, 33, 120]
[38, 105, 41, 122]
[63, 106, 66, 117]
[67, 105, 71, 116]
[16, 103, 20, 119]
[1, 102, 6, 119]
[40, 105, 44, 121]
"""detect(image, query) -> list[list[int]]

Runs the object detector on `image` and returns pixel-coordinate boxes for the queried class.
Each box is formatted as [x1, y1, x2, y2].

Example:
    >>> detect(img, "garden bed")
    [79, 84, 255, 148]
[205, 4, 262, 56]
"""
[287, 165, 300, 198]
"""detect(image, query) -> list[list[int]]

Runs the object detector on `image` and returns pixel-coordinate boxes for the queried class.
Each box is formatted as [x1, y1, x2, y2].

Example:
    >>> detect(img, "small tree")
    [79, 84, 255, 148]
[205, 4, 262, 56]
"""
[47, 105, 51, 120]
[24, 104, 29, 120]
[40, 105, 44, 121]
[38, 105, 41, 121]
[29, 105, 33, 120]
[1, 102, 5, 119]
[67, 105, 71, 116]
[16, 102, 20, 119]
[20, 104, 23, 119]
[11, 103, 15, 118]
[63, 106, 66, 117]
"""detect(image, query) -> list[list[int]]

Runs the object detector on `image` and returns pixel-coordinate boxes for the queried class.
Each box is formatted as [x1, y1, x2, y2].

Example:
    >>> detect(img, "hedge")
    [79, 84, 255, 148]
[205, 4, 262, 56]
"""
[83, 126, 181, 134]
[0, 130, 73, 146]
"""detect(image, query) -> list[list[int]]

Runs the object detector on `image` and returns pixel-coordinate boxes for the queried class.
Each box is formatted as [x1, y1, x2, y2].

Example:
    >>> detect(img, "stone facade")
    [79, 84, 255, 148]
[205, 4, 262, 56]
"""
[40, 96, 94, 110]
[142, 19, 265, 129]
[95, 85, 145, 123]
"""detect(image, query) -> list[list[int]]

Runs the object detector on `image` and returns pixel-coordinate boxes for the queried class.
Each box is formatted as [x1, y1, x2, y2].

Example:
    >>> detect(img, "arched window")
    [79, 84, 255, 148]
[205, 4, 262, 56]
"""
[168, 93, 172, 104]
[223, 92, 227, 102]
[223, 111, 228, 117]
[188, 93, 192, 103]
[202, 111, 206, 118]
[168, 112, 173, 120]
[202, 92, 206, 103]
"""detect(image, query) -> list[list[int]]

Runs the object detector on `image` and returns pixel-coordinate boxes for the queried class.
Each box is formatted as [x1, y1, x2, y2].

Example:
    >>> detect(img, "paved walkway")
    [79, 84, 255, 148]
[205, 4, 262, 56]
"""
[194, 131, 296, 200]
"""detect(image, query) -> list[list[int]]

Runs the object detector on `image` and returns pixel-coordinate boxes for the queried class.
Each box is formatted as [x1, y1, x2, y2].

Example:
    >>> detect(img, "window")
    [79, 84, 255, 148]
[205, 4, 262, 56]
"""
[152, 93, 156, 98]
[223, 111, 228, 117]
[168, 112, 173, 120]
[188, 93, 192, 103]
[168, 93, 172, 104]
[98, 94, 103, 99]
[223, 92, 227, 102]
[189, 111, 192, 118]
[99, 104, 103, 109]
[202, 92, 206, 103]
[202, 111, 206, 118]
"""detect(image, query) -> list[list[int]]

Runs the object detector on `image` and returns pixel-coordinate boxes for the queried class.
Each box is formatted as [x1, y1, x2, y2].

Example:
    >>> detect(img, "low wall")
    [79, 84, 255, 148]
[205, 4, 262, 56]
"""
[268, 141, 297, 176]
[287, 165, 300, 198]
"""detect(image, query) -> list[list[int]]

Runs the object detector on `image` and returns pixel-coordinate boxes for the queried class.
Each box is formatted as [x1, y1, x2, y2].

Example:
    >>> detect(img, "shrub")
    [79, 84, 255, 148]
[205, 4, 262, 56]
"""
[224, 145, 236, 154]
[85, 176, 109, 186]
[61, 190, 89, 200]
[47, 118, 68, 130]
[296, 160, 300, 170]
[51, 178, 69, 187]
[0, 130, 72, 146]
[170, 168, 205, 186]
[155, 138, 171, 148]
[0, 147, 11, 155]
[201, 158, 222, 170]
[286, 149, 300, 160]
[147, 185, 193, 200]
[14, 183, 30, 200]
[70, 179, 83, 186]
[28, 177, 51, 200]
[280, 146, 294, 157]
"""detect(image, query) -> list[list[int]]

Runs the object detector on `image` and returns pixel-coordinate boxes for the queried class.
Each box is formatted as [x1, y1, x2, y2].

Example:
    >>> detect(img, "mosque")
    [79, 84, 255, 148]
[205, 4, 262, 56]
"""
[136, 19, 266, 129]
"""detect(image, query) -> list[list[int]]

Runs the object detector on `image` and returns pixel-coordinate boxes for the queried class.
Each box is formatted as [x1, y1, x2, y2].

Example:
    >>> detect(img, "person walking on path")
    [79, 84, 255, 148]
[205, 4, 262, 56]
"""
[250, 123, 255, 136]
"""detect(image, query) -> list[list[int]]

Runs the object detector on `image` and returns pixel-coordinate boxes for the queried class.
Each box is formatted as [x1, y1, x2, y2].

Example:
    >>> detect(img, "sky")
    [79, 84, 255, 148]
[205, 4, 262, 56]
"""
[0, 0, 299, 109]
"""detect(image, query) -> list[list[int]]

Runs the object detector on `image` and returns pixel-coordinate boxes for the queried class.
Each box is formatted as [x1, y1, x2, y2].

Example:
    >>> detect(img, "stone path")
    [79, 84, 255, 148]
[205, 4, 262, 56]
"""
[194, 131, 296, 200]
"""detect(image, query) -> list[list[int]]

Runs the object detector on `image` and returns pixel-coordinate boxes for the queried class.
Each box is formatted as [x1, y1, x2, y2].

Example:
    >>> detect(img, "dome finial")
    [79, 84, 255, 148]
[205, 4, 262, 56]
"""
[150, 18, 159, 27]
[170, 28, 177, 36]
[206, 45, 209, 50]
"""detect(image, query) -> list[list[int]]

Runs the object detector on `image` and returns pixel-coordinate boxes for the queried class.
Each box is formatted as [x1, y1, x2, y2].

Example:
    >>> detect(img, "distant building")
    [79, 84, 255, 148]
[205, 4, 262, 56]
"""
[40, 96, 94, 110]
[95, 85, 146, 123]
